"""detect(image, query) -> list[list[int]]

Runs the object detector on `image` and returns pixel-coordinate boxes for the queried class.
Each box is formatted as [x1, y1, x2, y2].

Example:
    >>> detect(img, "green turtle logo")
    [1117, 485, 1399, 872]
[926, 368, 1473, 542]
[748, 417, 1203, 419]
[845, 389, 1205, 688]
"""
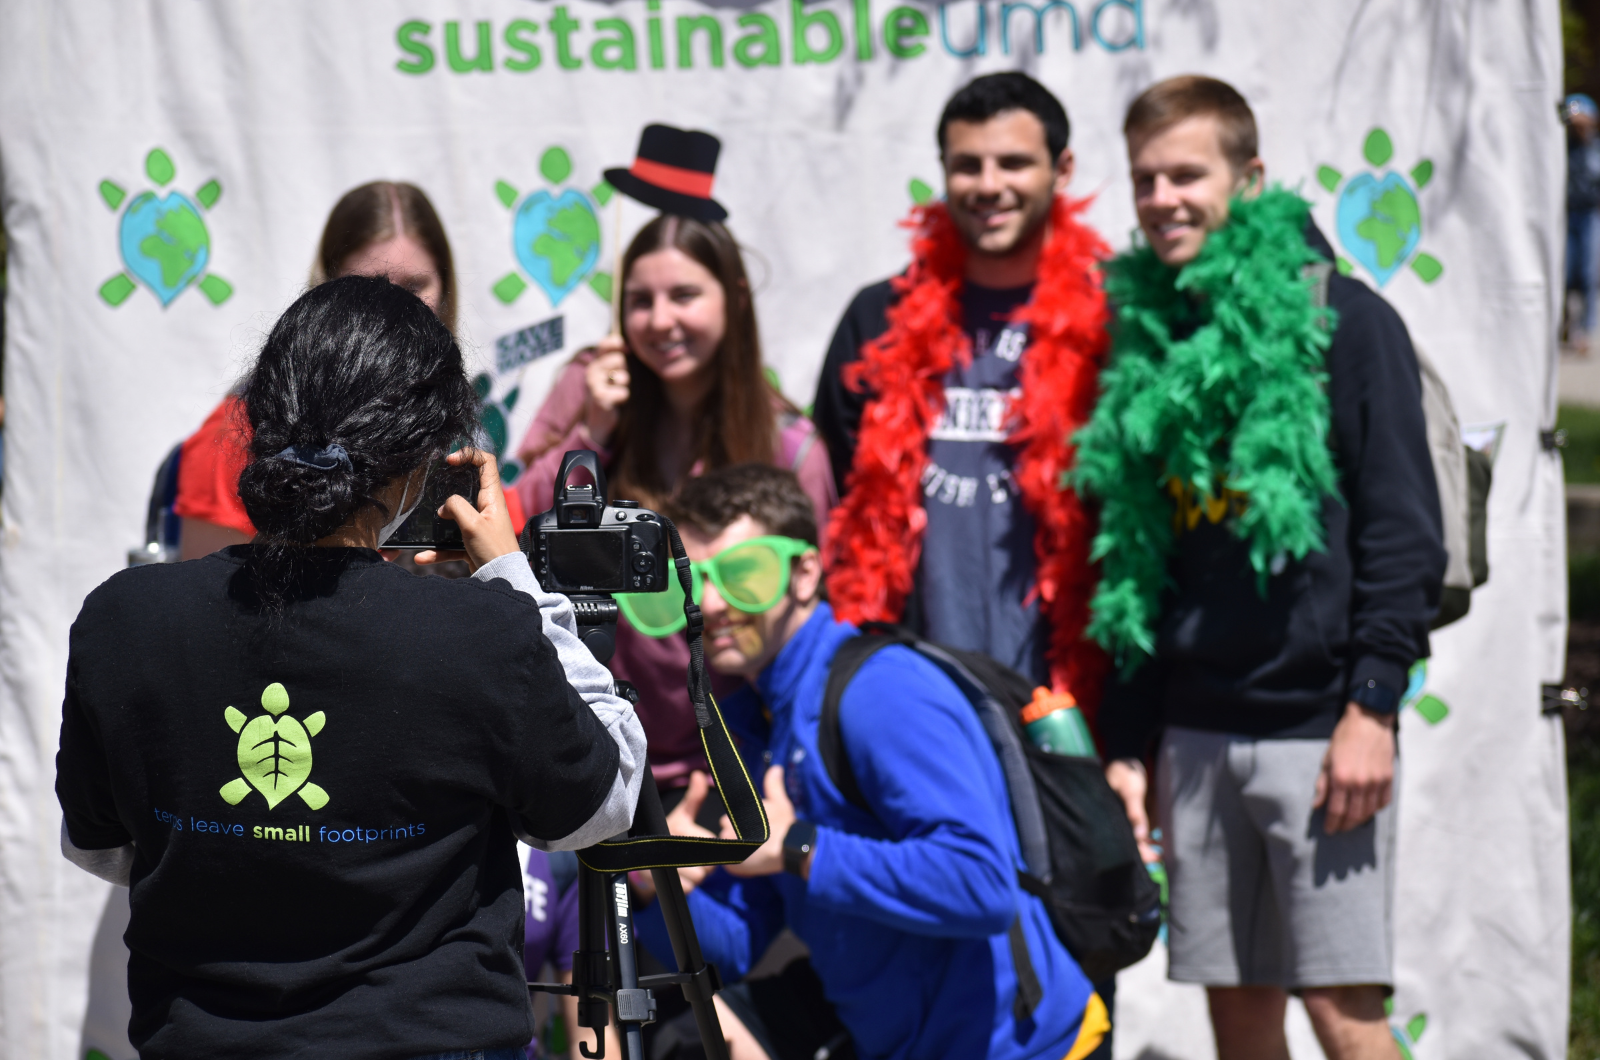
[472, 370, 523, 485]
[1318, 129, 1442, 288]
[98, 148, 233, 309]
[1386, 999, 1429, 1059]
[218, 682, 329, 810]
[493, 147, 614, 308]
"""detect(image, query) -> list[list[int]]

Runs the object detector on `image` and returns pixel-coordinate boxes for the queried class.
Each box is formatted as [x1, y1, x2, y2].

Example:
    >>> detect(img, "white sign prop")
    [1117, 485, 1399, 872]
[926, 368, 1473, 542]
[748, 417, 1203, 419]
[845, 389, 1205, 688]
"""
[0, 3, 1570, 1057]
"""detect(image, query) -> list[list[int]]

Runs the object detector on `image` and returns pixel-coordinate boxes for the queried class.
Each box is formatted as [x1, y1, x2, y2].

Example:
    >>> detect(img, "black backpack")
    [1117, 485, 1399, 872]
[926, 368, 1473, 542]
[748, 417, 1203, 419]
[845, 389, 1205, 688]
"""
[816, 625, 1161, 990]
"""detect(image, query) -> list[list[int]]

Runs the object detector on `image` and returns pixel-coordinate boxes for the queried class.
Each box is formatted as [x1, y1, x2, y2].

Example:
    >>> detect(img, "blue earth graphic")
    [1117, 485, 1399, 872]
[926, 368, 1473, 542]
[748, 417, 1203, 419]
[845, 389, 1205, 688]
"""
[119, 190, 210, 306]
[1335, 172, 1422, 287]
[513, 189, 600, 306]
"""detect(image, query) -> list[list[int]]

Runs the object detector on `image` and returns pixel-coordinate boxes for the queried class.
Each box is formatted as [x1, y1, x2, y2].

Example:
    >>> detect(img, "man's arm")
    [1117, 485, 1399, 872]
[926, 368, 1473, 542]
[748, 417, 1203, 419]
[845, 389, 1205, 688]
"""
[812, 281, 894, 491]
[633, 873, 785, 983]
[1318, 284, 1446, 832]
[793, 651, 1018, 938]
[1100, 656, 1167, 861]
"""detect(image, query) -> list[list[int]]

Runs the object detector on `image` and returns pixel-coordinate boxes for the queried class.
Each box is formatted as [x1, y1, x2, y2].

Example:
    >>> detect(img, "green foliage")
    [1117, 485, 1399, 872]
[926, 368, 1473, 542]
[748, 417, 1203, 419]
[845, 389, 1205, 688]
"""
[1566, 1, 1595, 94]
[1559, 405, 1600, 484]
[1071, 189, 1338, 669]
[1571, 735, 1600, 1055]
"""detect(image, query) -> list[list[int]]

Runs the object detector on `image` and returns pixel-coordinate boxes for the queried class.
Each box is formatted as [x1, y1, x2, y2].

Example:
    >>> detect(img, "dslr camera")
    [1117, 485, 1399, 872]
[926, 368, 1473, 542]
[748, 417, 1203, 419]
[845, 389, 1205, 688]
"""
[523, 450, 670, 662]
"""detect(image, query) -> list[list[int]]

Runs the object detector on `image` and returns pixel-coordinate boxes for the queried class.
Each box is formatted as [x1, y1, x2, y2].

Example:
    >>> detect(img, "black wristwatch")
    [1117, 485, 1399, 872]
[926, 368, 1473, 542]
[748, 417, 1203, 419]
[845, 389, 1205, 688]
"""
[782, 820, 818, 877]
[1350, 678, 1400, 716]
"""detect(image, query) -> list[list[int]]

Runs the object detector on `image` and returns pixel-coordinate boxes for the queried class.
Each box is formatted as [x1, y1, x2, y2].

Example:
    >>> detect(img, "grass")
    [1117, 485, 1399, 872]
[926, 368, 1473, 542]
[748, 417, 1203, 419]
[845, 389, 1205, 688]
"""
[1574, 733, 1600, 1057]
[1559, 404, 1600, 485]
[1565, 402, 1600, 1054]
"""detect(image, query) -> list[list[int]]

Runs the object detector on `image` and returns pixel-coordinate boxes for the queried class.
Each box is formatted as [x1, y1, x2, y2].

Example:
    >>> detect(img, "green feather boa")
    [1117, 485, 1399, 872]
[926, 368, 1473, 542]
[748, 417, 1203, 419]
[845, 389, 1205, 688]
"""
[1071, 188, 1340, 671]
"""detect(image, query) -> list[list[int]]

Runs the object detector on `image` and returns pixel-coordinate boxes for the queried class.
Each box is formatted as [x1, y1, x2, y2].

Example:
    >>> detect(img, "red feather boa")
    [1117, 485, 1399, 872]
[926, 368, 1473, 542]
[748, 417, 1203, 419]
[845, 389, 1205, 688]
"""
[824, 197, 1111, 713]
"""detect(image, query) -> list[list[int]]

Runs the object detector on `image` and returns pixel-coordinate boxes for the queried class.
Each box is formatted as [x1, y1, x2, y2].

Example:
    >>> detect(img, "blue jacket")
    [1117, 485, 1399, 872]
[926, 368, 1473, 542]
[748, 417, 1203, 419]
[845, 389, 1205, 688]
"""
[638, 604, 1093, 1060]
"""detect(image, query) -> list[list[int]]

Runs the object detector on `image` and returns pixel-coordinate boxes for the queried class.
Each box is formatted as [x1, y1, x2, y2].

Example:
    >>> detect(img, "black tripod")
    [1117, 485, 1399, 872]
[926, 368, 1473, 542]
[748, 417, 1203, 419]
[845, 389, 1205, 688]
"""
[527, 599, 737, 1060]
[523, 454, 768, 1060]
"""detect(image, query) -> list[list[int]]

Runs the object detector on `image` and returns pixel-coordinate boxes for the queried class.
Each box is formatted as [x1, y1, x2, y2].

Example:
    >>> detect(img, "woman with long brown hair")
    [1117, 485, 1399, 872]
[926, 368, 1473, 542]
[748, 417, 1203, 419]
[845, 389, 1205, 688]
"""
[515, 127, 836, 799]
[172, 181, 476, 559]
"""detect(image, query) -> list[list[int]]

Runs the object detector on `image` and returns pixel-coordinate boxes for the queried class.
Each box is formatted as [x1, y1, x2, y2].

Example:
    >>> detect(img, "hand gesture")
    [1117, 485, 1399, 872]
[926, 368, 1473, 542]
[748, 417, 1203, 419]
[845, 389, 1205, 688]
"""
[629, 771, 717, 904]
[723, 766, 798, 878]
[1313, 703, 1396, 833]
[582, 337, 630, 445]
[1105, 758, 1159, 863]
[417, 447, 520, 573]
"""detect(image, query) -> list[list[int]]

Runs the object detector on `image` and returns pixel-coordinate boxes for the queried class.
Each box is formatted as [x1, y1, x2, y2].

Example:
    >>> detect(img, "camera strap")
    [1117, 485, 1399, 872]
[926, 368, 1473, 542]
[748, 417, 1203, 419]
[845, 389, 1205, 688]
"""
[575, 517, 770, 873]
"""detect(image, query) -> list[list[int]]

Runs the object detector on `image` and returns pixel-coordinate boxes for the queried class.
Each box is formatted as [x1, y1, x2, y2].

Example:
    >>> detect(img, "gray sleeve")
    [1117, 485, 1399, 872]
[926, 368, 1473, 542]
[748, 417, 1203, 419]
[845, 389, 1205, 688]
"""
[60, 820, 132, 886]
[474, 552, 646, 849]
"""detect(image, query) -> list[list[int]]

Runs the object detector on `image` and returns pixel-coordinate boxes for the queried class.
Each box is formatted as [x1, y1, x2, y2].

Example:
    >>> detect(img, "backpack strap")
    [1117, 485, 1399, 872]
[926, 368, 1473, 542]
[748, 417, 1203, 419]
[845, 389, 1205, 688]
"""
[817, 625, 914, 812]
[1305, 259, 1334, 310]
[1007, 918, 1044, 1022]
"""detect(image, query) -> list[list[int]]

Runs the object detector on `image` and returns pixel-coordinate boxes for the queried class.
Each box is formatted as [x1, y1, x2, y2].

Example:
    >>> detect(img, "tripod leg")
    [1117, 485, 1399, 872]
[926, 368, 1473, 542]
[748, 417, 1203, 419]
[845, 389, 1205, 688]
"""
[574, 865, 613, 1059]
[649, 867, 731, 1060]
[633, 774, 730, 1060]
[609, 873, 651, 1060]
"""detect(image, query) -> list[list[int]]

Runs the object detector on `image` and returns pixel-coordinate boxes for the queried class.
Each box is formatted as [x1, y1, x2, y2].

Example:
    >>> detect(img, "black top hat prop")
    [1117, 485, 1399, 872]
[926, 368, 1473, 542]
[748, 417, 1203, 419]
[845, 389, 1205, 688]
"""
[604, 124, 728, 224]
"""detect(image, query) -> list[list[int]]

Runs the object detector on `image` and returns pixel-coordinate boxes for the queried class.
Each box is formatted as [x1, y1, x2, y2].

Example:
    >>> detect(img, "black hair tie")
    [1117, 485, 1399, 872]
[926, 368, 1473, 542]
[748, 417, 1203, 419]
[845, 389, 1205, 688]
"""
[277, 444, 352, 472]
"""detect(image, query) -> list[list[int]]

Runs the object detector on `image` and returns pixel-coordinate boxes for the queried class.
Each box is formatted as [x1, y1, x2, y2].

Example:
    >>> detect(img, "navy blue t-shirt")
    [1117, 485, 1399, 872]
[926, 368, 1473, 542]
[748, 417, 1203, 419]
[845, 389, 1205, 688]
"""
[914, 282, 1045, 684]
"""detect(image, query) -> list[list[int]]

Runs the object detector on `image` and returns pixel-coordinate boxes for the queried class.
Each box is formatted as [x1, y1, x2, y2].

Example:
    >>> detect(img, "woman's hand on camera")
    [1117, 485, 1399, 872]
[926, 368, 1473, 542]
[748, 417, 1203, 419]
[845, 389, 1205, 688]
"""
[416, 448, 520, 574]
[582, 338, 630, 445]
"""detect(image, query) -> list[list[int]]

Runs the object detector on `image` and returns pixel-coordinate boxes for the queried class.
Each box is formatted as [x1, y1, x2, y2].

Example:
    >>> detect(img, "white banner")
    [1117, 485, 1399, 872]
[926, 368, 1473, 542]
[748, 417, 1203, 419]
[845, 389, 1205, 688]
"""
[0, 3, 1570, 1057]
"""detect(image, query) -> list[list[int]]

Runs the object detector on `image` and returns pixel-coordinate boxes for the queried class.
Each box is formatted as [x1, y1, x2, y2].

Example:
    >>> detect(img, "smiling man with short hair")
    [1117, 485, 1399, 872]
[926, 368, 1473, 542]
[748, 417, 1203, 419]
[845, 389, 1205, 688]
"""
[1078, 75, 1444, 1060]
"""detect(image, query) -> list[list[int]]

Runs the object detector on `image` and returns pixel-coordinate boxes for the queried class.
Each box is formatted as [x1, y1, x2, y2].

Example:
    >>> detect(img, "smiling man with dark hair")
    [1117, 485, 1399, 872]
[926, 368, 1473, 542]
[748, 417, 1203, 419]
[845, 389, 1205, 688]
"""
[814, 69, 1109, 719]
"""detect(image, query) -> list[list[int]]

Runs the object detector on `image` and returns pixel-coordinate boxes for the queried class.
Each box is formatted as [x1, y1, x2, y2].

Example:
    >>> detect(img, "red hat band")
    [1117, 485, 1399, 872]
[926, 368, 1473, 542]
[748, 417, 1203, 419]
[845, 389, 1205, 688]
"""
[628, 157, 715, 200]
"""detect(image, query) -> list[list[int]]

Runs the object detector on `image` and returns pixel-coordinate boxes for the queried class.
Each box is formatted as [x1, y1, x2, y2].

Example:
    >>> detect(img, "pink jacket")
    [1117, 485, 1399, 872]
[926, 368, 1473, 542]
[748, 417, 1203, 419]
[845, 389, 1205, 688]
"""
[514, 351, 838, 788]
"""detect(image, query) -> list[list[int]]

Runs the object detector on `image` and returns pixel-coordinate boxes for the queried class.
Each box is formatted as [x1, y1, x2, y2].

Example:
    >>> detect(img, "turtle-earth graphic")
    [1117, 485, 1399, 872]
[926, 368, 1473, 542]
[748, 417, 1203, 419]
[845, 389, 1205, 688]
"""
[1318, 128, 1443, 288]
[218, 682, 330, 811]
[99, 148, 233, 309]
[493, 146, 614, 307]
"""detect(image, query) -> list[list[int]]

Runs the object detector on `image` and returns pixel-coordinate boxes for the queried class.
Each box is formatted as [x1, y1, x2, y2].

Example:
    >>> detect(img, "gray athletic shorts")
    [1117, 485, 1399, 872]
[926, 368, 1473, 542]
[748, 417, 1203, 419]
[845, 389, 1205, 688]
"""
[1156, 726, 1396, 991]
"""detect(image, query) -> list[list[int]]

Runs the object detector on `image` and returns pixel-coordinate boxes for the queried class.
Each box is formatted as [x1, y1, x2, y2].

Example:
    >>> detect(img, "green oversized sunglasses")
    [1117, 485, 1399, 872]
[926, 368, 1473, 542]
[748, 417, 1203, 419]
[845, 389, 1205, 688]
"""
[616, 535, 816, 638]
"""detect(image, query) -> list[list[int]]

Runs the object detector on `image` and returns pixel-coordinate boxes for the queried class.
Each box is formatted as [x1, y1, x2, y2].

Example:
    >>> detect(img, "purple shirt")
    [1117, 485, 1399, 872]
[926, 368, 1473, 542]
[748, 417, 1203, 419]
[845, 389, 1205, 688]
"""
[521, 847, 580, 979]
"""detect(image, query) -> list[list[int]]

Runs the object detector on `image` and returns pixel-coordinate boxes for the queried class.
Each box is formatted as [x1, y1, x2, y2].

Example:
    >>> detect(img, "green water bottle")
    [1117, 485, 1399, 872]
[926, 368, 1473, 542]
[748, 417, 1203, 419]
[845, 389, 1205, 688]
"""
[1020, 688, 1098, 758]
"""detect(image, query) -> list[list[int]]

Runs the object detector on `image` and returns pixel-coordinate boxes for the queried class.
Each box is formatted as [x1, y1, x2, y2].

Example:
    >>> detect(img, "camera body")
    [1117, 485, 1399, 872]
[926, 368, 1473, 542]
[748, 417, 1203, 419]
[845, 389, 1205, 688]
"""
[527, 450, 670, 595]
[383, 459, 480, 549]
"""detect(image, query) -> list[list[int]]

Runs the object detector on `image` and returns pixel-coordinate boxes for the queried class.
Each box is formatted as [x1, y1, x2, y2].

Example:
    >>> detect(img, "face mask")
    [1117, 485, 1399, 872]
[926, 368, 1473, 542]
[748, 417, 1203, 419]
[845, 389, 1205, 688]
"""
[375, 474, 424, 547]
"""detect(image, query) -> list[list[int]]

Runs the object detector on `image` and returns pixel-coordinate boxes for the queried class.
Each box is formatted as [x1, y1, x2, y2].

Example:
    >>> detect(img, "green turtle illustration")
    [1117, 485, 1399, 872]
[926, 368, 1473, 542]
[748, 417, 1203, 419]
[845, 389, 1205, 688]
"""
[218, 682, 329, 810]
[98, 147, 233, 309]
[492, 145, 614, 307]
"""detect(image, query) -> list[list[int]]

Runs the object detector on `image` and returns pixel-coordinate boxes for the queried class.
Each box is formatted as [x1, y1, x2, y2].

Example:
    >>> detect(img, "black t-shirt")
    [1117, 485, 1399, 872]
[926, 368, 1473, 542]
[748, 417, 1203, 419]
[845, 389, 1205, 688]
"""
[56, 546, 620, 1060]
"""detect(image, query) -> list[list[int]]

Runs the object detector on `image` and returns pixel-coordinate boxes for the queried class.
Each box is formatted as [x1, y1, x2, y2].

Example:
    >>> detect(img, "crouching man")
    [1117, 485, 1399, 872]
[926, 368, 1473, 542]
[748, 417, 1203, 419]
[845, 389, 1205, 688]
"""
[634, 462, 1105, 1060]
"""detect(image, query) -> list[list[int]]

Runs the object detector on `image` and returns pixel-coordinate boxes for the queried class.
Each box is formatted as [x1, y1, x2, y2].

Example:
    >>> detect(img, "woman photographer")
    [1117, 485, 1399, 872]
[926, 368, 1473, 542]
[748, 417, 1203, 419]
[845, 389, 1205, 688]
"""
[514, 157, 836, 801]
[57, 275, 643, 1060]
